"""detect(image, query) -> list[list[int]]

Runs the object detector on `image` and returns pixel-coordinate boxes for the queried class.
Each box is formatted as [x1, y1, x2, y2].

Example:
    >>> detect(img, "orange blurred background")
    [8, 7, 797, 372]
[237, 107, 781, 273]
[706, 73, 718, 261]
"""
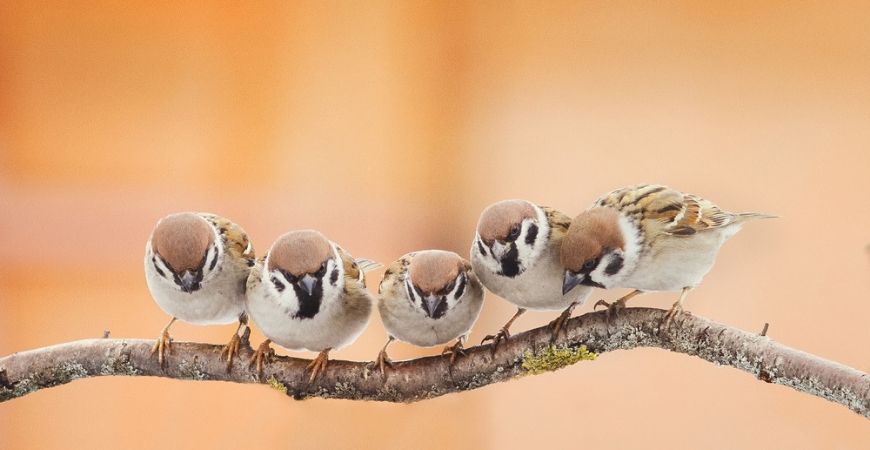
[1, 2, 868, 449]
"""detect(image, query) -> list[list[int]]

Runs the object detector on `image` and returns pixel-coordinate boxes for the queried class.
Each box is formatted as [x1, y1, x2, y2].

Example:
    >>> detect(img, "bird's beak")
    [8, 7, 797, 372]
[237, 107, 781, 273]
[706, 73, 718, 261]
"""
[562, 271, 585, 295]
[424, 294, 444, 317]
[298, 274, 318, 296]
[180, 270, 199, 293]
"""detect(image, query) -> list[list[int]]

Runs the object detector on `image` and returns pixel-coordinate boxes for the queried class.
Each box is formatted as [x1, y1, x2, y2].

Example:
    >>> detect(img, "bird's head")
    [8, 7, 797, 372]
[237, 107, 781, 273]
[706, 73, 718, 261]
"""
[266, 230, 343, 319]
[405, 250, 469, 319]
[474, 199, 547, 277]
[560, 208, 626, 294]
[149, 213, 220, 293]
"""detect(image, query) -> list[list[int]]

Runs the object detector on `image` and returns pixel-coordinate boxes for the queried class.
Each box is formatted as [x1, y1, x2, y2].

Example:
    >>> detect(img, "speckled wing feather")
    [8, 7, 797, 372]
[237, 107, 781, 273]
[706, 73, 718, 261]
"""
[334, 245, 382, 290]
[541, 206, 572, 241]
[593, 184, 741, 236]
[377, 253, 413, 295]
[198, 213, 255, 265]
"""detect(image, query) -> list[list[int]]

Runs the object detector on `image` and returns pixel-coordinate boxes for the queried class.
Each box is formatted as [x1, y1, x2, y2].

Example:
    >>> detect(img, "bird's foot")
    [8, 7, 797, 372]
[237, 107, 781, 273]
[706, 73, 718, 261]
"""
[481, 327, 511, 355]
[594, 298, 627, 324]
[662, 302, 685, 330]
[249, 340, 275, 379]
[371, 349, 393, 376]
[220, 331, 242, 372]
[548, 302, 578, 341]
[441, 339, 467, 367]
[306, 349, 331, 384]
[150, 326, 173, 368]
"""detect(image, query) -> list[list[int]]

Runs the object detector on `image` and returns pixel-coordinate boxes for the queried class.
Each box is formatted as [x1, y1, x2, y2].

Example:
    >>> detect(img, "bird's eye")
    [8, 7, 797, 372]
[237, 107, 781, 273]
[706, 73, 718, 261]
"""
[583, 259, 598, 270]
[316, 261, 328, 277]
[439, 280, 456, 296]
[507, 224, 521, 241]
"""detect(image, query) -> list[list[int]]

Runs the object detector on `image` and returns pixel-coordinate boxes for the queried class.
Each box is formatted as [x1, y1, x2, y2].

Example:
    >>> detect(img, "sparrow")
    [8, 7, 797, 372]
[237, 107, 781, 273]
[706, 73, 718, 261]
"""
[374, 250, 485, 374]
[145, 212, 255, 369]
[245, 230, 377, 382]
[560, 184, 775, 326]
[471, 200, 593, 352]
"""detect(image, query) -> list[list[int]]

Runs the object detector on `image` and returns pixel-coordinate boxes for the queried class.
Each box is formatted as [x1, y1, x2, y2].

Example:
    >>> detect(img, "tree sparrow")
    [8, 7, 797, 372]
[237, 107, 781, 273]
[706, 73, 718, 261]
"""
[471, 200, 593, 352]
[145, 212, 255, 369]
[560, 184, 774, 326]
[374, 250, 485, 374]
[245, 230, 376, 382]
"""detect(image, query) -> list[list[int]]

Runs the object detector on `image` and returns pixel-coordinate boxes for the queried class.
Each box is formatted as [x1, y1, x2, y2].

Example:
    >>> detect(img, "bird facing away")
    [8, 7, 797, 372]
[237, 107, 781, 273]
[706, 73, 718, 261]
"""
[375, 250, 485, 374]
[245, 230, 377, 382]
[561, 184, 775, 325]
[471, 199, 593, 352]
[144, 212, 255, 370]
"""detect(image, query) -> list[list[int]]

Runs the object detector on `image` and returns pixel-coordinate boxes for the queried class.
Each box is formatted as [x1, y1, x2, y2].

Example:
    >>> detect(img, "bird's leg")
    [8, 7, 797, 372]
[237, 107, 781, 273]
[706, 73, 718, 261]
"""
[306, 348, 331, 384]
[373, 337, 395, 376]
[220, 316, 247, 372]
[249, 339, 275, 379]
[548, 302, 579, 341]
[594, 289, 644, 322]
[441, 335, 467, 367]
[151, 317, 176, 368]
[663, 287, 692, 329]
[481, 308, 526, 354]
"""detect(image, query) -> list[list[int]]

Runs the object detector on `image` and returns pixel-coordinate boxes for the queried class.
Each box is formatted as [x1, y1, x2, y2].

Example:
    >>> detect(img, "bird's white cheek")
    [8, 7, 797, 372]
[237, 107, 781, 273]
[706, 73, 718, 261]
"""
[475, 248, 503, 273]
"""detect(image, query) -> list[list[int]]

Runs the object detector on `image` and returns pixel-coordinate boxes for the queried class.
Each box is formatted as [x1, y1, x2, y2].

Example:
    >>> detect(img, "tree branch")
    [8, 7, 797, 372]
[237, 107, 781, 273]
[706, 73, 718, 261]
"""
[1, 308, 867, 417]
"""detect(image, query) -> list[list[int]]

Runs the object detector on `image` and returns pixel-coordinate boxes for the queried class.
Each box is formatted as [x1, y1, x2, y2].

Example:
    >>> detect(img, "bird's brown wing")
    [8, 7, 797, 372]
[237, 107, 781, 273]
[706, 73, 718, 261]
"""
[594, 184, 736, 236]
[541, 205, 572, 241]
[377, 253, 414, 295]
[199, 213, 255, 264]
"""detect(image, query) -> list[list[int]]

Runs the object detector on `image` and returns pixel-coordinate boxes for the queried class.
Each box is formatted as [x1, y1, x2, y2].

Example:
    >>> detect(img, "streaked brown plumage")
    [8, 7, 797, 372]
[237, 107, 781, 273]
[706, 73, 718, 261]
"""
[562, 184, 774, 325]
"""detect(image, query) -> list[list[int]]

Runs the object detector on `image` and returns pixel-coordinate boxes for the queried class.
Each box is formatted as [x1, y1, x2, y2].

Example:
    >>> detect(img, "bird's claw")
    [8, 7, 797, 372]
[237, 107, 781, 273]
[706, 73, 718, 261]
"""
[441, 341, 466, 367]
[662, 302, 684, 330]
[220, 333, 242, 372]
[371, 349, 393, 376]
[548, 302, 578, 341]
[150, 327, 172, 368]
[594, 298, 626, 324]
[481, 328, 510, 355]
[249, 340, 275, 379]
[306, 349, 330, 384]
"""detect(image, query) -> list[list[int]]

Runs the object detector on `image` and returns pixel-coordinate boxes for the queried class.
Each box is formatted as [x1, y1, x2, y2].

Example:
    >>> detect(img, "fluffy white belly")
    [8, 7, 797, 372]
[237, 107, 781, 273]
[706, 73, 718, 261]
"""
[145, 263, 247, 325]
[380, 292, 484, 347]
[472, 247, 590, 310]
[618, 230, 731, 291]
[247, 289, 371, 352]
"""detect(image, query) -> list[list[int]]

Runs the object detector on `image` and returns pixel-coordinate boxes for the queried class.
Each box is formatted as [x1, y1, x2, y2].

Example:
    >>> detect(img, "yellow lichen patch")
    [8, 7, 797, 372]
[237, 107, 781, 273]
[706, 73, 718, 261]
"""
[266, 376, 287, 394]
[521, 345, 597, 375]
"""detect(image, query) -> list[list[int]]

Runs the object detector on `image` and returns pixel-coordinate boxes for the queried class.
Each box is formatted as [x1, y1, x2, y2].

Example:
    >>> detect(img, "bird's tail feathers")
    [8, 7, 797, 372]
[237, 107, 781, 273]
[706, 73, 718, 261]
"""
[354, 258, 383, 273]
[734, 212, 778, 222]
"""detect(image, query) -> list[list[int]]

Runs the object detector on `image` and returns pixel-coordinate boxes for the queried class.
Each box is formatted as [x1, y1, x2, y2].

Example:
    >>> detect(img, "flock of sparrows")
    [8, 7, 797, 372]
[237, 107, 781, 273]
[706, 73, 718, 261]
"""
[144, 184, 773, 382]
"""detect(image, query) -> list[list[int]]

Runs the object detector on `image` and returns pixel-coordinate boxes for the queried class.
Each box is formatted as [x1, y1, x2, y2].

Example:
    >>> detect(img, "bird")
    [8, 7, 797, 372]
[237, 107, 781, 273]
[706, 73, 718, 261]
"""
[471, 199, 593, 352]
[560, 184, 775, 326]
[374, 250, 485, 374]
[245, 230, 377, 383]
[144, 212, 255, 370]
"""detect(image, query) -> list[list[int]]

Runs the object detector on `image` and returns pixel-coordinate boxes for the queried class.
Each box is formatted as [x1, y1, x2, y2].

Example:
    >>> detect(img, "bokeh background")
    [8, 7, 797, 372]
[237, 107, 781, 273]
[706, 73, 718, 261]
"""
[1, 1, 868, 449]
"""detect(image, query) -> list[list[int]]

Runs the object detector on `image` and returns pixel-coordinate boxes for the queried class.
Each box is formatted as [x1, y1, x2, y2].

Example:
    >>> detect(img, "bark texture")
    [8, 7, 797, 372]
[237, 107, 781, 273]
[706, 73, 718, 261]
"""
[1, 307, 867, 417]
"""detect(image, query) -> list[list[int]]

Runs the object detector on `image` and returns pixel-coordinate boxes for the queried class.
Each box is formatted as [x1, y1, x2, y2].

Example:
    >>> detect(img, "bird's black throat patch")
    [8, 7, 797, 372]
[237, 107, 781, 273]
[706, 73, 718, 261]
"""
[286, 273, 324, 319]
[498, 244, 521, 277]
